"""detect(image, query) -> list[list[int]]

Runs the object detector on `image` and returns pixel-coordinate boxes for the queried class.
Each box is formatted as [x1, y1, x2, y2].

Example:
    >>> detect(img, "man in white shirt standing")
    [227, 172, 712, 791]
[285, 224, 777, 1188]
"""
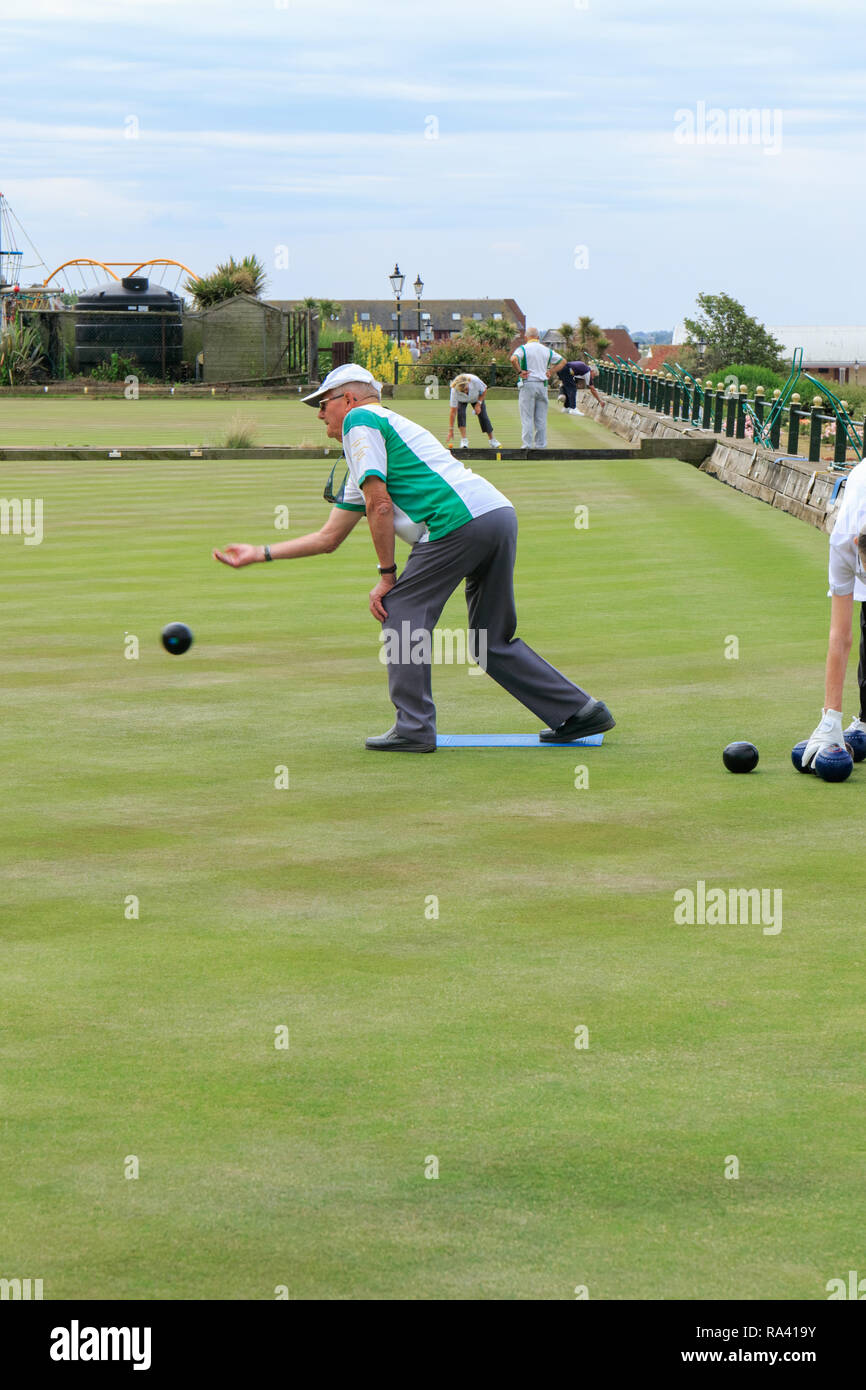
[446, 373, 501, 450]
[510, 327, 564, 449]
[801, 458, 866, 765]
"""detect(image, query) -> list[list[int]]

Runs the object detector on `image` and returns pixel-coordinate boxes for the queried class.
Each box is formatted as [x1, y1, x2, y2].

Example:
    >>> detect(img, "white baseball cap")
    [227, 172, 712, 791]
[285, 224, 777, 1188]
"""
[301, 363, 382, 407]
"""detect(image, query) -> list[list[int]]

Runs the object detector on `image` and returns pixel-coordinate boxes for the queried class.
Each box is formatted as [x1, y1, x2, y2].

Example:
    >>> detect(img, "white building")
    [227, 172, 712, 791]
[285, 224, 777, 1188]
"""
[671, 321, 866, 385]
[769, 328, 866, 384]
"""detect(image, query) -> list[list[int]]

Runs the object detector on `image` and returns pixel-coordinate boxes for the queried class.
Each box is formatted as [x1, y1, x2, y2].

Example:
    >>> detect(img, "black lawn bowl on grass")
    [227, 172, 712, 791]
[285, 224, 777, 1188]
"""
[722, 740, 759, 773]
[161, 621, 194, 655]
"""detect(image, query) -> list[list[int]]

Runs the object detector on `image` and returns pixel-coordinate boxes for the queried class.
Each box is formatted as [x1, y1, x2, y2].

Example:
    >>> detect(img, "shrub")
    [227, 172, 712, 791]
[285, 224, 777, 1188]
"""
[833, 383, 866, 416]
[0, 318, 46, 385]
[713, 363, 789, 395]
[90, 351, 140, 383]
[222, 412, 258, 449]
[411, 340, 520, 388]
[351, 318, 413, 382]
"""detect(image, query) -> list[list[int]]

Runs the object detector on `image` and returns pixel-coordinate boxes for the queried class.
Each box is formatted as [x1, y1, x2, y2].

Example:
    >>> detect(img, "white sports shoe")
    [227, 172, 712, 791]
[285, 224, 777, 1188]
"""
[844, 716, 866, 735]
[489, 437, 501, 447]
[459, 439, 469, 449]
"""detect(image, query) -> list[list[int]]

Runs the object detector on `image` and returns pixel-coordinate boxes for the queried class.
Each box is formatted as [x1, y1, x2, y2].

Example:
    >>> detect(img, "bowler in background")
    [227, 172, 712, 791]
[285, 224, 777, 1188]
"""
[558, 360, 605, 415]
[510, 327, 563, 449]
[446, 373, 501, 450]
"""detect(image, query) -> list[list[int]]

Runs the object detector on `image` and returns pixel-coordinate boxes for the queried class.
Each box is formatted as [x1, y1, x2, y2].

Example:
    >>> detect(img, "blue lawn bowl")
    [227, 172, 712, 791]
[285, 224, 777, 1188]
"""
[791, 740, 814, 774]
[814, 744, 854, 783]
[161, 622, 194, 655]
[845, 729, 866, 762]
[722, 741, 759, 773]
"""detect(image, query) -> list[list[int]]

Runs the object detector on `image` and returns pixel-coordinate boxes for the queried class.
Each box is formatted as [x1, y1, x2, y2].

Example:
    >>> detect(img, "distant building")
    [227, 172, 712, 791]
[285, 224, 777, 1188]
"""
[768, 327, 866, 385]
[602, 328, 640, 363]
[185, 295, 312, 382]
[269, 298, 524, 344]
[671, 320, 866, 385]
[541, 329, 566, 351]
[542, 327, 640, 361]
[637, 343, 690, 372]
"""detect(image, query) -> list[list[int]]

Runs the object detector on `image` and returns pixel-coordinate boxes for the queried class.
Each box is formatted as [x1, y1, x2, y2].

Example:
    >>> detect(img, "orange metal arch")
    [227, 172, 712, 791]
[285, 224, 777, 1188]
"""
[127, 258, 198, 279]
[42, 258, 119, 286]
[42, 257, 199, 287]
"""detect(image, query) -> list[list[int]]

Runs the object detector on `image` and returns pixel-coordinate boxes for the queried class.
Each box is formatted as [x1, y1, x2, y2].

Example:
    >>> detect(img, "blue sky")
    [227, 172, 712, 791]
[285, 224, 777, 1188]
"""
[1, 0, 862, 333]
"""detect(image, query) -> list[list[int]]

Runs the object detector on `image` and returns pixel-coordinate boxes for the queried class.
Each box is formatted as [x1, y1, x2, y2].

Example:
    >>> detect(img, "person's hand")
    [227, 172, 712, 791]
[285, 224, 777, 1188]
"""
[801, 708, 844, 767]
[213, 543, 262, 568]
[369, 572, 396, 621]
[473, 402, 482, 414]
[446, 429, 454, 443]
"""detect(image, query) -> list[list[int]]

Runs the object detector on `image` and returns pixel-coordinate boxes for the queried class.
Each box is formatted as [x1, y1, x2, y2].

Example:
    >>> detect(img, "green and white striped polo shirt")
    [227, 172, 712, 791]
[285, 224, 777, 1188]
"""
[337, 403, 511, 543]
[513, 341, 563, 380]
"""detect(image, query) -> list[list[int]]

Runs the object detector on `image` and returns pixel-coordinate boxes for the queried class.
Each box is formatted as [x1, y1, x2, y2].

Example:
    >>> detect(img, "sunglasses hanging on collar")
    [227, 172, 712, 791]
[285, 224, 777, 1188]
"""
[323, 459, 350, 505]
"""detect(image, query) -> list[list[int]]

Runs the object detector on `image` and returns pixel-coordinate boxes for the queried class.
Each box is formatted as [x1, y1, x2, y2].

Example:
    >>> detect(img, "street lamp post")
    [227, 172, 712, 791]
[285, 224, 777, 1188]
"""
[389, 263, 405, 349]
[413, 273, 423, 347]
[695, 341, 707, 423]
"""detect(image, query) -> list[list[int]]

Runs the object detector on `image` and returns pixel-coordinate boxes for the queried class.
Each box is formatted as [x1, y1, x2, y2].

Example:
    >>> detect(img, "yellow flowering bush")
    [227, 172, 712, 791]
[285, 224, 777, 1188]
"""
[351, 317, 413, 381]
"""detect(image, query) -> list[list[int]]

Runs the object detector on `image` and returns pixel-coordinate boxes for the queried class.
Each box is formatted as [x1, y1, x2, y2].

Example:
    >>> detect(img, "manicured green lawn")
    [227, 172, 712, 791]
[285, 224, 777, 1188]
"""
[0, 392, 616, 452]
[1, 405, 861, 1299]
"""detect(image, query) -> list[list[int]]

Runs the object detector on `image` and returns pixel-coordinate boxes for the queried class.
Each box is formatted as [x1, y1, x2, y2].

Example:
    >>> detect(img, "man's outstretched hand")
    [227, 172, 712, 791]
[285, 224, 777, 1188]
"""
[214, 544, 261, 568]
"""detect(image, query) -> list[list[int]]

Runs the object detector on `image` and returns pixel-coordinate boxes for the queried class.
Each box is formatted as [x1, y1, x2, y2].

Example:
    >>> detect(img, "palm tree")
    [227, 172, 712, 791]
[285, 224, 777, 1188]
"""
[461, 316, 515, 350]
[558, 322, 576, 354]
[185, 255, 268, 309]
[576, 315, 604, 356]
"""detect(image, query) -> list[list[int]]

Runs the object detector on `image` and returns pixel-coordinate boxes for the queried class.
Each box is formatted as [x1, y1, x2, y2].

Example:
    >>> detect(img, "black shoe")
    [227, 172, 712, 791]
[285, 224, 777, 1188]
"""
[365, 729, 437, 752]
[539, 699, 616, 743]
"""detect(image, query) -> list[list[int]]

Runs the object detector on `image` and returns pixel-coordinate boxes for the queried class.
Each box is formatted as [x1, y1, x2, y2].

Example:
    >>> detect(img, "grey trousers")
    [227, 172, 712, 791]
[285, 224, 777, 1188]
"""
[380, 507, 590, 739]
[519, 379, 549, 447]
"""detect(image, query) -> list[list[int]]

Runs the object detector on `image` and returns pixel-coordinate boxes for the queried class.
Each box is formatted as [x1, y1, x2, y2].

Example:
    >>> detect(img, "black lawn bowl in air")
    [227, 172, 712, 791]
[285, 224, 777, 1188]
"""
[161, 622, 194, 655]
[722, 741, 759, 773]
[791, 740, 814, 773]
[845, 729, 866, 762]
[814, 744, 854, 783]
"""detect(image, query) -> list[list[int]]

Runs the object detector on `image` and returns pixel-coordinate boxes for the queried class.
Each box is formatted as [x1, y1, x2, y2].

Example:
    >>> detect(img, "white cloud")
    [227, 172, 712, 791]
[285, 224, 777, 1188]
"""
[1, 0, 862, 326]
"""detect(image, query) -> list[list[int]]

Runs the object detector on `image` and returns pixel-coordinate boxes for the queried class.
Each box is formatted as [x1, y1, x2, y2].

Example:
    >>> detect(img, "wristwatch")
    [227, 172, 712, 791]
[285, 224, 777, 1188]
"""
[377, 564, 397, 575]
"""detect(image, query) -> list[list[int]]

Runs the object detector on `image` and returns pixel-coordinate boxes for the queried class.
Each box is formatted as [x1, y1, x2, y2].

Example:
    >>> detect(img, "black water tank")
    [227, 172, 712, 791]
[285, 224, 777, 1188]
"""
[75, 276, 183, 376]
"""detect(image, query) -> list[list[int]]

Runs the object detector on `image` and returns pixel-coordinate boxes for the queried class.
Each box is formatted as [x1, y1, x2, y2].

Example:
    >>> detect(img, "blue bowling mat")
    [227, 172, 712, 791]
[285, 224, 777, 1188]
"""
[436, 733, 605, 748]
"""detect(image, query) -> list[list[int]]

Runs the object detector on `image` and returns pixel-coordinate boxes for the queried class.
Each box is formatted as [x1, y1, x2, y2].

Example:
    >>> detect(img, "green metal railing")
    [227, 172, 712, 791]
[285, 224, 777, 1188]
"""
[593, 350, 864, 467]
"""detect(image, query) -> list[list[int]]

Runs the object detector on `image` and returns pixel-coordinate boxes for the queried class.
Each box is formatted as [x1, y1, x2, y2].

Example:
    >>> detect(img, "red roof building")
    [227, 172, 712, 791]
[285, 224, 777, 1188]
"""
[602, 328, 641, 362]
[636, 343, 685, 371]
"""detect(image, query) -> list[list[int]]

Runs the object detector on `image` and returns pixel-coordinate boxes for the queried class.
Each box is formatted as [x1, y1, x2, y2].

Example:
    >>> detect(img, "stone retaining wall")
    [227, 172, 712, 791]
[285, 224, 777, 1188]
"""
[583, 396, 848, 535]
